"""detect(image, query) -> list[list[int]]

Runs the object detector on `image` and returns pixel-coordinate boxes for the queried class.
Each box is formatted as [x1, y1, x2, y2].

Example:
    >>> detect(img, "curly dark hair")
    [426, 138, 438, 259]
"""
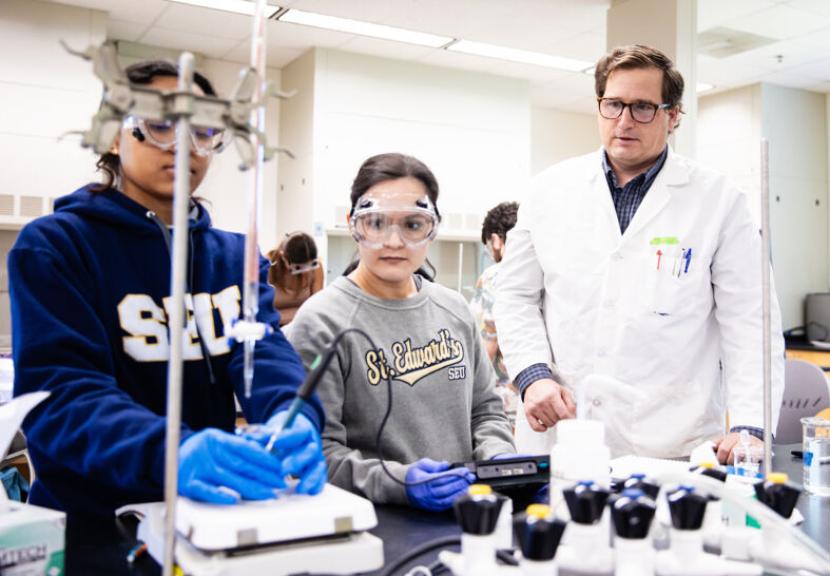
[481, 201, 519, 245]
[95, 60, 217, 190]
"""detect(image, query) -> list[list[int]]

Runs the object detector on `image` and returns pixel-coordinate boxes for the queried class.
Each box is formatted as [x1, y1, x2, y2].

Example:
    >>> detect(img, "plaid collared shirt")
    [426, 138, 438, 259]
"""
[602, 147, 668, 234]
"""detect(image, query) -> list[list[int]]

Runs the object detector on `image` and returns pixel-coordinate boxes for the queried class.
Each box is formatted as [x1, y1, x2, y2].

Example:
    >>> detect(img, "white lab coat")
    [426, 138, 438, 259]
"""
[494, 148, 784, 458]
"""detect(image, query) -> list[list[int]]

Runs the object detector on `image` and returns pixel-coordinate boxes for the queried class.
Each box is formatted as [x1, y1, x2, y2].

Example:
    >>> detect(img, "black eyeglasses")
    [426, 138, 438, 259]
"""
[597, 98, 672, 123]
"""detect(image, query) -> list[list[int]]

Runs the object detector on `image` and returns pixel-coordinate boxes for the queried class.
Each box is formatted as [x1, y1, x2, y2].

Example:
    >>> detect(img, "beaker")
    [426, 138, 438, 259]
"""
[732, 443, 763, 479]
[802, 417, 830, 497]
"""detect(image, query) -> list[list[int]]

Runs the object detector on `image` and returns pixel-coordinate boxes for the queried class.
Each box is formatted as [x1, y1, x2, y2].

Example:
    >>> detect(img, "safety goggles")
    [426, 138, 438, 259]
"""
[350, 194, 439, 249]
[286, 259, 320, 275]
[123, 115, 227, 156]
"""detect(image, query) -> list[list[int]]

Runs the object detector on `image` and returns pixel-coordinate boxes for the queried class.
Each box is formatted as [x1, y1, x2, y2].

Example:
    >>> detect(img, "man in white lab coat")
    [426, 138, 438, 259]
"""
[494, 44, 784, 462]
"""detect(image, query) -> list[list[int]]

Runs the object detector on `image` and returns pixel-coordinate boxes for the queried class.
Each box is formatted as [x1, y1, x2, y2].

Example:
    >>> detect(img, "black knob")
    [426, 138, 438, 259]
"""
[563, 480, 610, 525]
[610, 488, 656, 540]
[622, 473, 661, 499]
[689, 465, 727, 483]
[513, 504, 567, 561]
[453, 485, 505, 535]
[689, 464, 726, 502]
[667, 485, 708, 530]
[753, 474, 801, 519]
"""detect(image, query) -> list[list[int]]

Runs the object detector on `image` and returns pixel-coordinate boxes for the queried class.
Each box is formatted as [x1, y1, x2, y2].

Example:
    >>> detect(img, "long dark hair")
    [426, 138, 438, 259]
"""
[95, 60, 217, 190]
[345, 153, 440, 281]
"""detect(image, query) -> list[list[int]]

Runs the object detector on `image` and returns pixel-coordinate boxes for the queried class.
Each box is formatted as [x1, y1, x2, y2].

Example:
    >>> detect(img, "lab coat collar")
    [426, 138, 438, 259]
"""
[590, 146, 691, 241]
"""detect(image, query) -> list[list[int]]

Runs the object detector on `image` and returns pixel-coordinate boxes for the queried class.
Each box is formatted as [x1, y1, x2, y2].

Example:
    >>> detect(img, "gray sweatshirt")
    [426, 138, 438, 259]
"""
[289, 276, 515, 504]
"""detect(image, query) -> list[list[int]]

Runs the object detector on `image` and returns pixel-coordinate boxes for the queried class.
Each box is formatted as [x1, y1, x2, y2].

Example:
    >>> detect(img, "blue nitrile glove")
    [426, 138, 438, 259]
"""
[265, 411, 327, 495]
[179, 428, 286, 504]
[405, 458, 476, 512]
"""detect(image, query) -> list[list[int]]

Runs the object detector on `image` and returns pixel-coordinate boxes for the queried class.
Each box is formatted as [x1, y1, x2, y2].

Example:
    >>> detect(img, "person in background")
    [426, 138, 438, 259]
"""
[289, 153, 515, 512]
[10, 60, 326, 525]
[267, 231, 324, 326]
[494, 44, 784, 462]
[469, 201, 520, 424]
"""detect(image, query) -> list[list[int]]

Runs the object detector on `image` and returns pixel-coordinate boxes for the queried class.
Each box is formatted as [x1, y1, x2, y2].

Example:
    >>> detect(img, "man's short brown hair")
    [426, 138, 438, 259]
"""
[594, 44, 685, 110]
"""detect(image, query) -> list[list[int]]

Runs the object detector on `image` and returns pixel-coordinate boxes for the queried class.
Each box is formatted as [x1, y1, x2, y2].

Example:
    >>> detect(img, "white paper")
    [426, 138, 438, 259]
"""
[0, 391, 49, 459]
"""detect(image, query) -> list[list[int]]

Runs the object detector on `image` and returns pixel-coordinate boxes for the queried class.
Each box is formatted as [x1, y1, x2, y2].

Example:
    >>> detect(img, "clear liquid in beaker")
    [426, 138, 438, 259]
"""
[802, 417, 830, 497]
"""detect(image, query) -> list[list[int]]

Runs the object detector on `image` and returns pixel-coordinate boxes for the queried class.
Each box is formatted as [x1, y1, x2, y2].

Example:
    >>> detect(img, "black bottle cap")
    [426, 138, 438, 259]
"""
[667, 485, 708, 530]
[513, 504, 567, 561]
[753, 474, 801, 519]
[689, 465, 728, 483]
[563, 480, 611, 525]
[610, 488, 656, 540]
[453, 485, 505, 535]
[622, 473, 661, 499]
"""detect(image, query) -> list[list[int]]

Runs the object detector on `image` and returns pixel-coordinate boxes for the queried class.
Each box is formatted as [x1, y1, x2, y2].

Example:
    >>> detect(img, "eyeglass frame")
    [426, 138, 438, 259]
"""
[597, 98, 674, 124]
[123, 115, 227, 156]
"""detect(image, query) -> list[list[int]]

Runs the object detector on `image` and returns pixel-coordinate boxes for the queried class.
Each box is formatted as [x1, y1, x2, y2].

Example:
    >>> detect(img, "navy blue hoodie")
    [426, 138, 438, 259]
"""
[9, 185, 323, 518]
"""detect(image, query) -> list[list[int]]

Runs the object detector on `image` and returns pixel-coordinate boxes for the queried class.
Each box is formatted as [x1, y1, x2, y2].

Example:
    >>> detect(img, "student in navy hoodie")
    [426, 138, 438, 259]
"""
[9, 60, 326, 521]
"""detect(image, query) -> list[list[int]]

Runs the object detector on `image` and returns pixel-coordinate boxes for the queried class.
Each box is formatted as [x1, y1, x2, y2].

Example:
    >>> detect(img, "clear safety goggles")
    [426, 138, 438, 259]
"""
[350, 195, 439, 249]
[123, 115, 227, 156]
[286, 259, 320, 275]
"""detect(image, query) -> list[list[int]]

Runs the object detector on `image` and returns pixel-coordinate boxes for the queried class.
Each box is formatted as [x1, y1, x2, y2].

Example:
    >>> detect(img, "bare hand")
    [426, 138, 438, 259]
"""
[523, 378, 576, 432]
[713, 432, 763, 464]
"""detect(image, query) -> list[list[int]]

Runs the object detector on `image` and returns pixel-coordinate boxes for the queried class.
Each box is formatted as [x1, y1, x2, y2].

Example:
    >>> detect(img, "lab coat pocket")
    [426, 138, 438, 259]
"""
[645, 247, 703, 318]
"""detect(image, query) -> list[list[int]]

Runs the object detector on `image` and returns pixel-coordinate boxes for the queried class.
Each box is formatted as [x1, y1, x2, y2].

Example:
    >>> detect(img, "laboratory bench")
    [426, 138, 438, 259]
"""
[64, 444, 828, 576]
[786, 334, 830, 372]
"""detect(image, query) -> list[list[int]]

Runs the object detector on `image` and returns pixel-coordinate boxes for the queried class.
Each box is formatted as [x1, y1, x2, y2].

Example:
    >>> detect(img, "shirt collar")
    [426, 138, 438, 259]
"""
[602, 146, 669, 189]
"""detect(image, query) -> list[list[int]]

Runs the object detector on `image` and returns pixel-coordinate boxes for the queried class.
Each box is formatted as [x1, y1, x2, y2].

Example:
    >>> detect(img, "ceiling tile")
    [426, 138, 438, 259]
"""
[335, 36, 435, 62]
[221, 40, 305, 67]
[268, 20, 354, 49]
[697, 0, 776, 32]
[43, 0, 168, 25]
[785, 57, 830, 81]
[762, 70, 828, 89]
[106, 18, 149, 42]
[727, 3, 830, 40]
[548, 30, 607, 64]
[140, 26, 240, 59]
[152, 3, 253, 40]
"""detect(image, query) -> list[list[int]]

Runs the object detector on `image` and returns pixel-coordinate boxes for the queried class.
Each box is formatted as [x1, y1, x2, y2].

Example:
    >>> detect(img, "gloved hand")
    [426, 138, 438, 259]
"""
[265, 411, 327, 495]
[405, 458, 476, 512]
[179, 428, 286, 504]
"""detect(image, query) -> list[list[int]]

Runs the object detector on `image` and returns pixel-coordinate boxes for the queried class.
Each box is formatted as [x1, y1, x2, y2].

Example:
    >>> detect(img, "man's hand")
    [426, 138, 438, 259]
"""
[713, 432, 764, 464]
[523, 378, 576, 432]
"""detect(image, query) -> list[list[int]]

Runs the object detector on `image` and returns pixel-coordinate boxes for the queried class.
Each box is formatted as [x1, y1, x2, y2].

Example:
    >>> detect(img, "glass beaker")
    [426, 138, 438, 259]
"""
[802, 417, 830, 497]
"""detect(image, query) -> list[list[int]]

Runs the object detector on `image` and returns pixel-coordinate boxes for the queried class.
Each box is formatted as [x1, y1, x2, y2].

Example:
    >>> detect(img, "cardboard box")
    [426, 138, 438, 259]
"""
[0, 501, 65, 576]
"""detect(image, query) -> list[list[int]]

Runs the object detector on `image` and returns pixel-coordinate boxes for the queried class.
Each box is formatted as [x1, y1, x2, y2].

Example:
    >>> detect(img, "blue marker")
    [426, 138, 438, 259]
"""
[684, 248, 692, 274]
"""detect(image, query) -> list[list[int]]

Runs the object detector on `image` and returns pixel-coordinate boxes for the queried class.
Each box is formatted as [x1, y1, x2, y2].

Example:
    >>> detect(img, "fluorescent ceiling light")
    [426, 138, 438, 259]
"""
[448, 40, 593, 73]
[278, 9, 453, 48]
[168, 0, 279, 18]
[697, 82, 714, 93]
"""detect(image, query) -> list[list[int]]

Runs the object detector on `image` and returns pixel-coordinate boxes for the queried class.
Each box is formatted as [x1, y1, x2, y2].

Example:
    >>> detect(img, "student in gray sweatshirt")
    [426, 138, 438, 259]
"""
[289, 153, 516, 511]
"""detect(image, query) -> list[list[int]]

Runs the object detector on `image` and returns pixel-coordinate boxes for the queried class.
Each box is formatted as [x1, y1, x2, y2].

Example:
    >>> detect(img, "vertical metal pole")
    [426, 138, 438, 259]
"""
[457, 242, 463, 293]
[760, 138, 773, 474]
[242, 0, 268, 398]
[162, 52, 195, 576]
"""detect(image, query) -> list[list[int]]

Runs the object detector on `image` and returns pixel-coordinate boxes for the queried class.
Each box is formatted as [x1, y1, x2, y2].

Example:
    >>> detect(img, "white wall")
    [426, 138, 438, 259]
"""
[762, 85, 828, 329]
[531, 107, 600, 175]
[698, 84, 829, 330]
[278, 48, 532, 290]
[312, 48, 531, 231]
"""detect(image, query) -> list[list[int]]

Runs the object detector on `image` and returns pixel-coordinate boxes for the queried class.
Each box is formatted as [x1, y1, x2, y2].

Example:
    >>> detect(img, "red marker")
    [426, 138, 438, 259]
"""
[656, 249, 663, 270]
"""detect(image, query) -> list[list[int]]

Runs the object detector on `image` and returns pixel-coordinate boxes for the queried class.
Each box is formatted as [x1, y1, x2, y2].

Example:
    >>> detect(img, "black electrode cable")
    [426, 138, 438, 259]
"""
[306, 327, 470, 488]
